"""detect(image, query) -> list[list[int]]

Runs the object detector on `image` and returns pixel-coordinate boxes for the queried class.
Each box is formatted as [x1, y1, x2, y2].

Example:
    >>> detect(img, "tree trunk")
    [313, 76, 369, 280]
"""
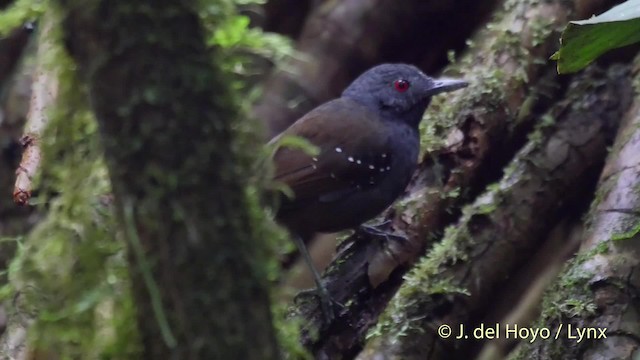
[510, 58, 640, 360]
[57, 1, 279, 358]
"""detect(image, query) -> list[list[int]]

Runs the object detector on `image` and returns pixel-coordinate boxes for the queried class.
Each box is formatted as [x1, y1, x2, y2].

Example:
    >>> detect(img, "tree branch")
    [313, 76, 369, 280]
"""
[13, 20, 56, 206]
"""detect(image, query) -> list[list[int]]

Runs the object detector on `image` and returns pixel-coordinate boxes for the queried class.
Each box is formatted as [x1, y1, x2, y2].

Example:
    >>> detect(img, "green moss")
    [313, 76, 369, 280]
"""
[539, 113, 556, 128]
[532, 18, 556, 48]
[475, 200, 499, 215]
[271, 302, 311, 360]
[3, 9, 140, 357]
[0, 0, 45, 36]
[420, 0, 560, 154]
[369, 219, 476, 342]
[493, 28, 525, 59]
[199, 3, 301, 356]
[537, 263, 598, 323]
[368, 158, 519, 341]
[557, 298, 597, 317]
[537, 239, 614, 324]
[419, 68, 508, 154]
[503, 0, 540, 13]
[611, 222, 640, 241]
[524, 111, 557, 148]
[441, 187, 461, 200]
[321, 232, 350, 256]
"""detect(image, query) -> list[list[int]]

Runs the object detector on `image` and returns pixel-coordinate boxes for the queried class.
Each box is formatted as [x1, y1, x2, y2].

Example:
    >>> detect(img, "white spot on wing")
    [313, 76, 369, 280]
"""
[348, 157, 354, 162]
[335, 147, 343, 153]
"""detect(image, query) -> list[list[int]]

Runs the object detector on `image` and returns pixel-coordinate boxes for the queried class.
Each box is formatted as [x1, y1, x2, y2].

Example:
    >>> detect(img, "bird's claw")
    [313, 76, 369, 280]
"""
[294, 286, 340, 325]
[357, 221, 409, 245]
[357, 221, 411, 263]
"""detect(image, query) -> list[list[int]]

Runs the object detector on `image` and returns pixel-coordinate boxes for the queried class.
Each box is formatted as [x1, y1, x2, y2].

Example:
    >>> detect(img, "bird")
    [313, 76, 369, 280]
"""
[269, 63, 468, 321]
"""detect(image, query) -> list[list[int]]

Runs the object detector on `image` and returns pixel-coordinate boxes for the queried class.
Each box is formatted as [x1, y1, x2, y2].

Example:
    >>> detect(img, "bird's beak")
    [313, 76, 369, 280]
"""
[426, 78, 468, 97]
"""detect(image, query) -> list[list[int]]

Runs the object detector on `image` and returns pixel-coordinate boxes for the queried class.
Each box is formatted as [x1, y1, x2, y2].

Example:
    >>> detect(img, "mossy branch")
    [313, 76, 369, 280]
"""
[13, 18, 57, 206]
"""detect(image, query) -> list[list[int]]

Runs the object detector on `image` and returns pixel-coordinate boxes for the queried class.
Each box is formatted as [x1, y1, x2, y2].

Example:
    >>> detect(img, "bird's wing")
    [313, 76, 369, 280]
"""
[271, 98, 393, 210]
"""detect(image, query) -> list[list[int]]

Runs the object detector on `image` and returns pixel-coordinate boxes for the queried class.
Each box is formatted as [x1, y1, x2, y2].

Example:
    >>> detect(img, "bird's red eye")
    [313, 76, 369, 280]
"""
[393, 79, 410, 92]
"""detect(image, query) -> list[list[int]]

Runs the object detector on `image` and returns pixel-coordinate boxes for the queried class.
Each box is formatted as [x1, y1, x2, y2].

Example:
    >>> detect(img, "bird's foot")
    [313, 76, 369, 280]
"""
[294, 284, 340, 325]
[357, 220, 409, 245]
[357, 221, 411, 262]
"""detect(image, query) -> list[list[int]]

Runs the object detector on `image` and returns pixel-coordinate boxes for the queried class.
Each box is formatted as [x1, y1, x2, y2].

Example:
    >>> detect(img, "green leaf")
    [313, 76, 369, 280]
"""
[210, 15, 250, 48]
[552, 0, 640, 74]
[269, 134, 320, 157]
[0, 0, 45, 36]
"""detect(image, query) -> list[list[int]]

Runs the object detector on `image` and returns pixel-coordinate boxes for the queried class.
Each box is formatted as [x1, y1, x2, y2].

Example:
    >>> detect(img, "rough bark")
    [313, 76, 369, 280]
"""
[0, 291, 36, 360]
[296, 0, 574, 357]
[255, 0, 501, 138]
[57, 2, 279, 359]
[510, 61, 640, 360]
[475, 219, 583, 360]
[357, 64, 632, 360]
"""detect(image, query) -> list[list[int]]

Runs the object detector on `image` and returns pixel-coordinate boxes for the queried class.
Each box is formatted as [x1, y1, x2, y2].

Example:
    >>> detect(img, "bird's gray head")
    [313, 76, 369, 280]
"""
[342, 63, 468, 127]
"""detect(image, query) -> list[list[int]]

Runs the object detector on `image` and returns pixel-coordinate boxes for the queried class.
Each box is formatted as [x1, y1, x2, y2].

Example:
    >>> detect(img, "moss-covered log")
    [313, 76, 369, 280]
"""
[357, 64, 632, 359]
[57, 1, 278, 358]
[509, 62, 640, 360]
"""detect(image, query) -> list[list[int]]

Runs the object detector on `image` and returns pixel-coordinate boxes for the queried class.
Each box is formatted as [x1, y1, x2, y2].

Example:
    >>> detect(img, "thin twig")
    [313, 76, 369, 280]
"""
[13, 19, 57, 206]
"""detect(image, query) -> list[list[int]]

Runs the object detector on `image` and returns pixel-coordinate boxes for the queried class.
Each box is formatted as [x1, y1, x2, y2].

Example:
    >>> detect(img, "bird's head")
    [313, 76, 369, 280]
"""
[342, 63, 468, 127]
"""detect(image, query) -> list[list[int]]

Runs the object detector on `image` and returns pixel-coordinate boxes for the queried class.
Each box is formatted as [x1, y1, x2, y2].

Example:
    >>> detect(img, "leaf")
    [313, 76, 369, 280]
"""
[0, 0, 44, 36]
[269, 134, 320, 157]
[551, 0, 640, 74]
[210, 15, 251, 48]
